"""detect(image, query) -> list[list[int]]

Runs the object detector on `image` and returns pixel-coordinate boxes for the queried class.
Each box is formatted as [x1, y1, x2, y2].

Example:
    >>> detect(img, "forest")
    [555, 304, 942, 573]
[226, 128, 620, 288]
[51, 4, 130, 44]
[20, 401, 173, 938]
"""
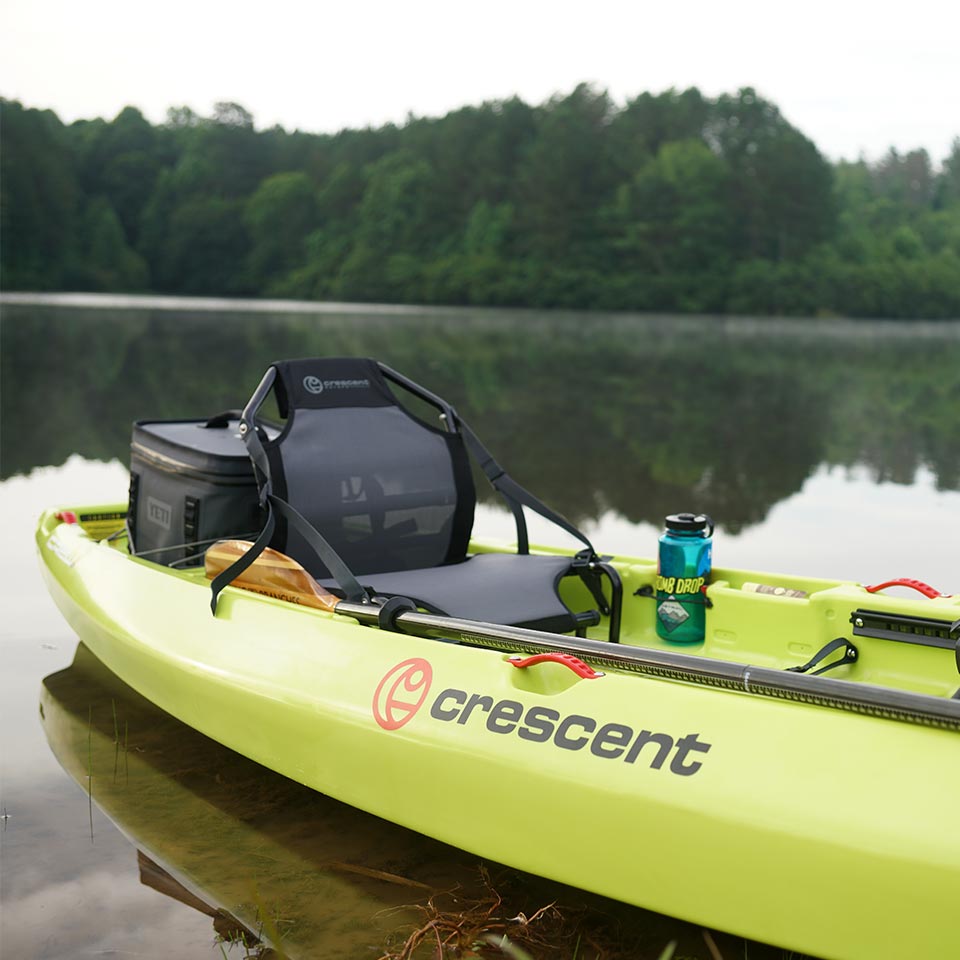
[2, 86, 959, 318]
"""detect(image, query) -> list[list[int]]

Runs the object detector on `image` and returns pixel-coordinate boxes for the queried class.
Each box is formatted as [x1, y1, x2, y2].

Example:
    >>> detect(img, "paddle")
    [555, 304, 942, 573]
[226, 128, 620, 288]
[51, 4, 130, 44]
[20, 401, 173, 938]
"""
[202, 539, 960, 729]
[204, 540, 340, 612]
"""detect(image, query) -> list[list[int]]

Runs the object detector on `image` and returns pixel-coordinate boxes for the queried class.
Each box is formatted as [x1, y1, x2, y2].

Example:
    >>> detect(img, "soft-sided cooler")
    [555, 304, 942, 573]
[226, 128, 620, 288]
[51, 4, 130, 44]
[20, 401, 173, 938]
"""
[128, 415, 275, 565]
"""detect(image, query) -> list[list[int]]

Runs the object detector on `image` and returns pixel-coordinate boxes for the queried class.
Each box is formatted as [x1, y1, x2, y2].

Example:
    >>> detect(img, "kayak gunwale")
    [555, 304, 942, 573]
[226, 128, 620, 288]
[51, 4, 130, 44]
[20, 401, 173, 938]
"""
[42, 503, 960, 705]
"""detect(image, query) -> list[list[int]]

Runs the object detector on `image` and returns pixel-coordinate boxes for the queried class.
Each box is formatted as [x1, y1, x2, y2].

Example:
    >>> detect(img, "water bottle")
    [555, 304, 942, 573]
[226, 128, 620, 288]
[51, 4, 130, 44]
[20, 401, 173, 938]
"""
[656, 513, 714, 643]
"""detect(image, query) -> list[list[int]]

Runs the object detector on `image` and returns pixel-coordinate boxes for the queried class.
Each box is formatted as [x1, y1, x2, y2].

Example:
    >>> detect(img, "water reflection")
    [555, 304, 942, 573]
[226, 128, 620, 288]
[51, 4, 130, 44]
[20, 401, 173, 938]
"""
[41, 643, 462, 958]
[2, 296, 958, 532]
[40, 642, 791, 960]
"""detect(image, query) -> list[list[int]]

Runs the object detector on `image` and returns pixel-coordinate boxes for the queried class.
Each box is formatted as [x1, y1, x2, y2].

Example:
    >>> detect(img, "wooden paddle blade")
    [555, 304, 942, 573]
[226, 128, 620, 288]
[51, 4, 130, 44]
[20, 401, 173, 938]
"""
[204, 540, 340, 612]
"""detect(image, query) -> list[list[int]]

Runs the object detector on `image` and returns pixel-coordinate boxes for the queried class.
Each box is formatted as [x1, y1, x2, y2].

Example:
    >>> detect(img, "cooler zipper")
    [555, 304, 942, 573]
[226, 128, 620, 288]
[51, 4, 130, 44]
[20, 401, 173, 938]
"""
[130, 442, 257, 486]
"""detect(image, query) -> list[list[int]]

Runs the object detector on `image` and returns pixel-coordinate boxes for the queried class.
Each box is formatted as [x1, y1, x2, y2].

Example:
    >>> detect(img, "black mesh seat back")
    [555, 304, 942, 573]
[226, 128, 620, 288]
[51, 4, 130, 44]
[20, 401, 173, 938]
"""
[265, 358, 475, 577]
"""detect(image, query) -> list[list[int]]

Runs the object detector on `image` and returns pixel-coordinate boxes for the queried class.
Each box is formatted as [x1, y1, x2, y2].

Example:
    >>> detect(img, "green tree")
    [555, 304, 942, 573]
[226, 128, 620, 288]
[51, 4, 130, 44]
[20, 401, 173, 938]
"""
[608, 87, 710, 176]
[707, 88, 836, 260]
[873, 148, 935, 211]
[512, 84, 619, 265]
[71, 106, 163, 248]
[0, 100, 80, 289]
[152, 195, 250, 295]
[449, 200, 518, 304]
[69, 196, 149, 290]
[934, 138, 960, 208]
[336, 151, 435, 301]
[606, 139, 734, 310]
[244, 172, 319, 290]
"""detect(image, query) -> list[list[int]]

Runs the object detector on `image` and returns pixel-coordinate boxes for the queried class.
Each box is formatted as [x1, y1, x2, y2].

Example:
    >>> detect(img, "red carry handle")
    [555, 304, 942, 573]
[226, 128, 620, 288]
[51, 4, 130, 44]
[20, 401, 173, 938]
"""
[508, 652, 604, 679]
[864, 578, 949, 599]
[55, 510, 78, 524]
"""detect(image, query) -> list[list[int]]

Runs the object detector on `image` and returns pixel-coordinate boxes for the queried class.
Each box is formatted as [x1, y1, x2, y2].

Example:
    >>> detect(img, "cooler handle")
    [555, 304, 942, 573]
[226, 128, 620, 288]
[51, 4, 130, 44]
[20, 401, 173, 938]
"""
[203, 410, 244, 429]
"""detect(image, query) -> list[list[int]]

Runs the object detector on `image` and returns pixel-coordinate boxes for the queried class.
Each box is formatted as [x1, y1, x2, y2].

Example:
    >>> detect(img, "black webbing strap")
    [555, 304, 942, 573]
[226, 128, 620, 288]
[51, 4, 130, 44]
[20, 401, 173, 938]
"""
[209, 373, 368, 615]
[786, 637, 859, 676]
[457, 417, 597, 558]
[271, 495, 367, 601]
[209, 505, 276, 614]
[952, 618, 960, 675]
[506, 498, 529, 555]
[209, 492, 368, 614]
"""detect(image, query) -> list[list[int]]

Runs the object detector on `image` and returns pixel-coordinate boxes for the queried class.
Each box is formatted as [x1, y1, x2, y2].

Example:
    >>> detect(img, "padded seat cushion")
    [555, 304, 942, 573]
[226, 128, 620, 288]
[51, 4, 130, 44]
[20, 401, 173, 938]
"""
[322, 553, 579, 632]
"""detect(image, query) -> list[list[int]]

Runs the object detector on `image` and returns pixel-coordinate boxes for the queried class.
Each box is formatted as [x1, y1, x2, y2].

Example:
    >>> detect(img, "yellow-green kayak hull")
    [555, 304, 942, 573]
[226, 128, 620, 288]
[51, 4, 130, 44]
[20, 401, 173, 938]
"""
[37, 506, 960, 960]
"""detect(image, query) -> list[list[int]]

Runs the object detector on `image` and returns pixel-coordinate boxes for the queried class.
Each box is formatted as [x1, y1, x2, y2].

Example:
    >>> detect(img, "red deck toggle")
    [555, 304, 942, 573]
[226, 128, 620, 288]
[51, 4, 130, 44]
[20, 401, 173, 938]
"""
[508, 652, 604, 679]
[865, 578, 950, 599]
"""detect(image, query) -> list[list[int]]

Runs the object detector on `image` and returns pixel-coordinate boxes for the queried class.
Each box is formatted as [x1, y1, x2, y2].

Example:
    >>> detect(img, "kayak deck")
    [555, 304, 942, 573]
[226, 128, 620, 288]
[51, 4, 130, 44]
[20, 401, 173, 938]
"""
[49, 504, 960, 701]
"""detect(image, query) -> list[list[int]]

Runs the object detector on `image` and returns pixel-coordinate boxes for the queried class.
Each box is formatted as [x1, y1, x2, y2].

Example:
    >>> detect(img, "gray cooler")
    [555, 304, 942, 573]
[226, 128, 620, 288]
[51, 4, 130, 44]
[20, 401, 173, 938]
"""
[128, 413, 275, 566]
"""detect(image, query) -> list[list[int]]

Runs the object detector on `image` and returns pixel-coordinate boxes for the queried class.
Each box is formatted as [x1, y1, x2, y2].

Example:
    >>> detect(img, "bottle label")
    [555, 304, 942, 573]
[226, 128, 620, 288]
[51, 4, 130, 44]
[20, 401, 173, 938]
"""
[656, 597, 691, 632]
[656, 575, 705, 595]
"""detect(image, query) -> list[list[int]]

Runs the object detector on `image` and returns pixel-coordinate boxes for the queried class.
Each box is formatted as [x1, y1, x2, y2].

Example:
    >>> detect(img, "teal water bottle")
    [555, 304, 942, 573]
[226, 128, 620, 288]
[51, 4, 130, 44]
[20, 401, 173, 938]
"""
[656, 513, 714, 643]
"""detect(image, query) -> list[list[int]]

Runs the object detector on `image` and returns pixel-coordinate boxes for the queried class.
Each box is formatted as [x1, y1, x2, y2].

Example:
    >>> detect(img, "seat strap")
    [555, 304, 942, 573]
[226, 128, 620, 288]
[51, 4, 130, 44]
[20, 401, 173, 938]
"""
[952, 618, 960, 676]
[209, 504, 276, 614]
[457, 417, 597, 558]
[210, 492, 369, 614]
[209, 378, 368, 615]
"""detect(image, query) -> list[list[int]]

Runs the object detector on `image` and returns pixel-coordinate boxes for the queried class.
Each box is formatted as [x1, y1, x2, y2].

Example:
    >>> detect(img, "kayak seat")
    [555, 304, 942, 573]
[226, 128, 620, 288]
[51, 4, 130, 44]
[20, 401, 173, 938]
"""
[210, 357, 621, 640]
[323, 553, 599, 634]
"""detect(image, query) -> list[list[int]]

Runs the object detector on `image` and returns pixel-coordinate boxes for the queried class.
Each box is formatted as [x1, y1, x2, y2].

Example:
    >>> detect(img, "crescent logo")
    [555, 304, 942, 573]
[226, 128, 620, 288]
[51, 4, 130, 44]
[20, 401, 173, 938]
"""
[303, 375, 324, 394]
[373, 658, 433, 730]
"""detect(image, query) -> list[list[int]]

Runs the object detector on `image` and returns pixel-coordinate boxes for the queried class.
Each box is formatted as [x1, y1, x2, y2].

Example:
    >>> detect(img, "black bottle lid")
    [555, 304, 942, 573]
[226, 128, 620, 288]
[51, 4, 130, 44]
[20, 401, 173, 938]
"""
[665, 512, 713, 534]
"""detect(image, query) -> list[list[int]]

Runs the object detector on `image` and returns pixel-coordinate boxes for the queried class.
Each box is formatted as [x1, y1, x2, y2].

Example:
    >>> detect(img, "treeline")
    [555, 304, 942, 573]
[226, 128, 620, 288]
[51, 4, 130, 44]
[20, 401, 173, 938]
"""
[3, 87, 959, 318]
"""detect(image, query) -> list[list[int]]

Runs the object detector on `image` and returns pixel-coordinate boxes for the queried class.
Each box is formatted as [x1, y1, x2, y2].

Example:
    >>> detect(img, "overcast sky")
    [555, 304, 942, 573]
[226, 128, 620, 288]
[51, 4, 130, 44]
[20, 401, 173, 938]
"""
[3, 0, 958, 164]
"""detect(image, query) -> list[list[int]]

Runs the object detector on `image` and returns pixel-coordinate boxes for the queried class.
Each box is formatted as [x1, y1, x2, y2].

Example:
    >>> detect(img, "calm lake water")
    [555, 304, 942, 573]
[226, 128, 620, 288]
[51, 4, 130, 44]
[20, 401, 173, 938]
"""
[2, 294, 959, 959]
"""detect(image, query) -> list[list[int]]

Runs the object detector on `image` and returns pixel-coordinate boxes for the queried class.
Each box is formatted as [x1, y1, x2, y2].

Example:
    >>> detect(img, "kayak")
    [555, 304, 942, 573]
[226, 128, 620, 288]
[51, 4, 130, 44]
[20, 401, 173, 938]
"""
[36, 505, 960, 960]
